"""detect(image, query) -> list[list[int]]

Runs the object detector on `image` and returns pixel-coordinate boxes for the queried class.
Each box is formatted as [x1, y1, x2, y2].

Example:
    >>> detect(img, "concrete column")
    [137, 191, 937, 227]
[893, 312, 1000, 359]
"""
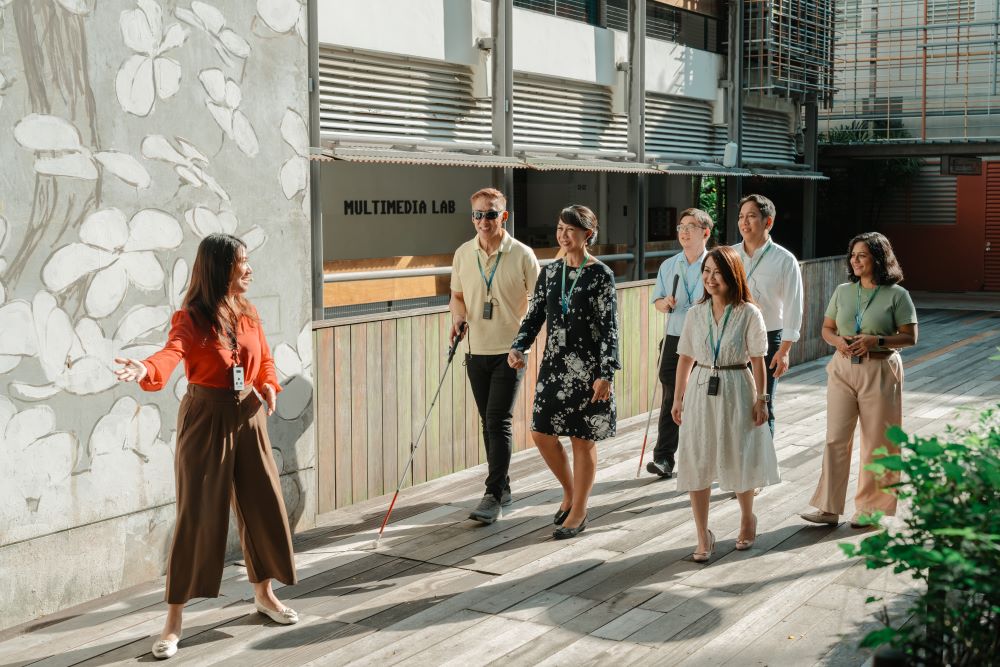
[492, 0, 515, 236]
[307, 0, 324, 320]
[627, 0, 647, 279]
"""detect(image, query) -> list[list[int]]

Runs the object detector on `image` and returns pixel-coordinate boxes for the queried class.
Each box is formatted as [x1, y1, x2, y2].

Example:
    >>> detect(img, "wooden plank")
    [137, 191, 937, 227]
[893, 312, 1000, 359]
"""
[451, 328, 467, 473]
[367, 321, 384, 497]
[411, 315, 427, 484]
[438, 313, 454, 476]
[350, 324, 369, 503]
[396, 316, 413, 490]
[315, 328, 337, 514]
[381, 320, 398, 497]
[334, 327, 353, 508]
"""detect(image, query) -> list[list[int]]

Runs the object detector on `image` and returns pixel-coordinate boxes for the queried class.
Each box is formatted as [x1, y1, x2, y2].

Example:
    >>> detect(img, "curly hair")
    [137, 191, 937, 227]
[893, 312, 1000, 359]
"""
[846, 232, 904, 285]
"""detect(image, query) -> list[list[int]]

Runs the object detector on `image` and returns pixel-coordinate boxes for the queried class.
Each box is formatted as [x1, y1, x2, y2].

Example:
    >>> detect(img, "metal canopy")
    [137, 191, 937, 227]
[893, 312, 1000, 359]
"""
[746, 168, 829, 180]
[315, 146, 528, 169]
[656, 163, 751, 177]
[522, 157, 662, 174]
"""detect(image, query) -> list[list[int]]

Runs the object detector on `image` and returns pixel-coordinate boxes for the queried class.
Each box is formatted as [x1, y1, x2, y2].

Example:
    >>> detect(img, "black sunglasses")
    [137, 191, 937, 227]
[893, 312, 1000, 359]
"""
[472, 210, 503, 221]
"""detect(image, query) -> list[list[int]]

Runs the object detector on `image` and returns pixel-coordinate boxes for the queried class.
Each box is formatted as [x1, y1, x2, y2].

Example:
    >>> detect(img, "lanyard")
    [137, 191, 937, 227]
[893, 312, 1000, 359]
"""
[678, 257, 698, 305]
[745, 242, 773, 281]
[706, 304, 733, 369]
[476, 251, 502, 296]
[855, 283, 881, 334]
[561, 253, 589, 315]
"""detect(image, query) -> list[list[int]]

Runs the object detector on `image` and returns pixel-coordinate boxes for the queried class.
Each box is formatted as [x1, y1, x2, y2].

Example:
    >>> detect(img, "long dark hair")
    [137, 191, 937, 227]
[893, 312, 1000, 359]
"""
[182, 233, 257, 338]
[847, 232, 904, 285]
[698, 245, 754, 305]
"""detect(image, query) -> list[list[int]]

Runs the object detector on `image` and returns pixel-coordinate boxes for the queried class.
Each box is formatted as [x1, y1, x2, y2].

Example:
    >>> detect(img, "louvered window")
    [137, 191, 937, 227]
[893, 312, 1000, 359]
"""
[513, 75, 628, 152]
[318, 47, 492, 145]
[644, 94, 723, 161]
[742, 107, 797, 165]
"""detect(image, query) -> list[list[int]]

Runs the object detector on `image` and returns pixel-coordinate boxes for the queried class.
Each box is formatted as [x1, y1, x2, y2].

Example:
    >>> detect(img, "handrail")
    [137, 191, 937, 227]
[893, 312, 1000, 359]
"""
[323, 253, 637, 283]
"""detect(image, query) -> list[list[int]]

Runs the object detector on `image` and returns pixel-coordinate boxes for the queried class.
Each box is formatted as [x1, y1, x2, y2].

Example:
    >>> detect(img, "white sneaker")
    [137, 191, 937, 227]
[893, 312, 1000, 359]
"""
[255, 597, 299, 625]
[151, 635, 179, 659]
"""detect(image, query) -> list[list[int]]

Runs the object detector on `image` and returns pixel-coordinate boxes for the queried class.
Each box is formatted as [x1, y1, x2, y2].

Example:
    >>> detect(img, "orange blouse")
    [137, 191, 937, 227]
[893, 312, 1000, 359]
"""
[139, 308, 282, 394]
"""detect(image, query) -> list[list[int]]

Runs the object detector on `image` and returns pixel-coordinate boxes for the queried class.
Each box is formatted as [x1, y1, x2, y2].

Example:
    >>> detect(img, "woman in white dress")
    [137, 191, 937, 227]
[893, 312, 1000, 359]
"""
[671, 246, 780, 563]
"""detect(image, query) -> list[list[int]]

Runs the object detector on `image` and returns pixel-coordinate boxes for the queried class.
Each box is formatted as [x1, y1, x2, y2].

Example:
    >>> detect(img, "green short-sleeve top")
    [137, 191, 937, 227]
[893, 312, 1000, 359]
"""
[825, 282, 917, 345]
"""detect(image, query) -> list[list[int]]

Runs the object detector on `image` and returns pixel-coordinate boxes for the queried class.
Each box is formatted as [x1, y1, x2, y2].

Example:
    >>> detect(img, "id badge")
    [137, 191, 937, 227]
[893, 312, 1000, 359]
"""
[232, 365, 245, 391]
[707, 374, 720, 396]
[482, 301, 493, 320]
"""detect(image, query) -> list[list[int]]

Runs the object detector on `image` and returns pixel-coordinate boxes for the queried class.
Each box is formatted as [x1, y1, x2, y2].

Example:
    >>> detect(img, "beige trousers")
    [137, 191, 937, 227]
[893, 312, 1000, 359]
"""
[809, 353, 903, 516]
[166, 384, 297, 604]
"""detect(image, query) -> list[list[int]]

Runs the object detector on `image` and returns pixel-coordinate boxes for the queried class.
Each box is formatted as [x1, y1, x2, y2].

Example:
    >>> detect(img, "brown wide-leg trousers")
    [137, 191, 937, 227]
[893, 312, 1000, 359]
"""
[166, 384, 297, 604]
[809, 353, 903, 517]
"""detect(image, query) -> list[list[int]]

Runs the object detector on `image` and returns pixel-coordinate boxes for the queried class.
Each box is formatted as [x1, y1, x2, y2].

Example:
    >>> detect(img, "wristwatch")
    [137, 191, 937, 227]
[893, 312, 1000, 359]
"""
[757, 393, 770, 402]
[877, 336, 886, 347]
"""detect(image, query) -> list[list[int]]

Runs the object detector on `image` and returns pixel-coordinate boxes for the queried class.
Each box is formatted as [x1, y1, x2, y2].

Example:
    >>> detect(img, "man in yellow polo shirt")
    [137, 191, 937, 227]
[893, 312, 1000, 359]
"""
[450, 187, 541, 524]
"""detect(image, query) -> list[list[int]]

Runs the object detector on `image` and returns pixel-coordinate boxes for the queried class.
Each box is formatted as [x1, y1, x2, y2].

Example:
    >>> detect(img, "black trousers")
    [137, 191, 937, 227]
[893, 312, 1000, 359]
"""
[466, 353, 525, 500]
[763, 329, 782, 436]
[653, 335, 681, 464]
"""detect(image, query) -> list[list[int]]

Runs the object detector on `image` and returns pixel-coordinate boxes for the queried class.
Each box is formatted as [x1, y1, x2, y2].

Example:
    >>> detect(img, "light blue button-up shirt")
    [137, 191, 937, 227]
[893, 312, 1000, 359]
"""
[651, 249, 707, 337]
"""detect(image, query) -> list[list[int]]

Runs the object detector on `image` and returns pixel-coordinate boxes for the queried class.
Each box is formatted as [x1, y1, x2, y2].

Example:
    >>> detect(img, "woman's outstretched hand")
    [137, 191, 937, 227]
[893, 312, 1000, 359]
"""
[114, 357, 147, 383]
[507, 349, 525, 369]
[262, 383, 277, 416]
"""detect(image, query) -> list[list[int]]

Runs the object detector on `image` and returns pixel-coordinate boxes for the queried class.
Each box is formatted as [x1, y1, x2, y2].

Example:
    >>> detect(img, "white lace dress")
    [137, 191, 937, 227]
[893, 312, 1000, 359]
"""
[674, 301, 780, 493]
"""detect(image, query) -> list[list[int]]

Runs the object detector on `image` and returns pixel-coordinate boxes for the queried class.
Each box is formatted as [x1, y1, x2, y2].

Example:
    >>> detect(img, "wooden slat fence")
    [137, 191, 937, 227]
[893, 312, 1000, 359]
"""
[313, 256, 846, 513]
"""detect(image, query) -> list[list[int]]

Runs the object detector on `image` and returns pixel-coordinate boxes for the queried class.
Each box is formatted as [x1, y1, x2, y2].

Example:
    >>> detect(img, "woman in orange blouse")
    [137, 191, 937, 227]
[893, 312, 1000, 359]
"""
[115, 233, 298, 660]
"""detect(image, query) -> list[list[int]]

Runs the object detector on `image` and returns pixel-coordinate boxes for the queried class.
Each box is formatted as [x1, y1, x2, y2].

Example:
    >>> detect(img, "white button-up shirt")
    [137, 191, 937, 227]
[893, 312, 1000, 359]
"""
[734, 237, 803, 341]
[651, 249, 707, 337]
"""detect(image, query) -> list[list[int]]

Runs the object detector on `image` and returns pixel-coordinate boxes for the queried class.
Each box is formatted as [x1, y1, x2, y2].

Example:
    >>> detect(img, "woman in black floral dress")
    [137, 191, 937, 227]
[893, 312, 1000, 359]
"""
[508, 205, 620, 539]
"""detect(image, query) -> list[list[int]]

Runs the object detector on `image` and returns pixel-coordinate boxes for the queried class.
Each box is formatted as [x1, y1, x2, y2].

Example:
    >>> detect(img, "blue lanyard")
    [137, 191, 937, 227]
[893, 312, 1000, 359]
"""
[745, 242, 773, 281]
[707, 304, 733, 368]
[476, 251, 502, 296]
[678, 258, 697, 305]
[561, 254, 589, 315]
[855, 283, 881, 334]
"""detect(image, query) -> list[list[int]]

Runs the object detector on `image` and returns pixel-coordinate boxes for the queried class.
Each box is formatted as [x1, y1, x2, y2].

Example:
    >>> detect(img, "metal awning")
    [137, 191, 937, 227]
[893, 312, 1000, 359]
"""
[523, 157, 662, 174]
[745, 168, 829, 180]
[656, 162, 751, 177]
[314, 147, 528, 169]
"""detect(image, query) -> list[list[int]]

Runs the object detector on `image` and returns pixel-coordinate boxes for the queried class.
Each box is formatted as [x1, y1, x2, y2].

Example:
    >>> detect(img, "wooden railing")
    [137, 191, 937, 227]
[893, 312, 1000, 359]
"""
[312, 255, 846, 513]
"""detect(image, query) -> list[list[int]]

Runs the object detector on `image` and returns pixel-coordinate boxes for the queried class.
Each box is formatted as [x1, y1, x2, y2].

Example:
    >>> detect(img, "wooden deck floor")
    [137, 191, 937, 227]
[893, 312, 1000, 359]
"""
[2, 307, 999, 667]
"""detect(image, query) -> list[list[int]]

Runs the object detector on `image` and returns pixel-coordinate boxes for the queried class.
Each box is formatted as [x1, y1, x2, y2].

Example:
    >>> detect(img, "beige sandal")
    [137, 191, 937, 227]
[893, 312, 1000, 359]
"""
[736, 514, 757, 551]
[692, 530, 716, 563]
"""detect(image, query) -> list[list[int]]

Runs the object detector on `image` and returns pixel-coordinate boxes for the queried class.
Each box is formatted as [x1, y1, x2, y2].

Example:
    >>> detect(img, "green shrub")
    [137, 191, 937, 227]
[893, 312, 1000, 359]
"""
[841, 410, 1000, 666]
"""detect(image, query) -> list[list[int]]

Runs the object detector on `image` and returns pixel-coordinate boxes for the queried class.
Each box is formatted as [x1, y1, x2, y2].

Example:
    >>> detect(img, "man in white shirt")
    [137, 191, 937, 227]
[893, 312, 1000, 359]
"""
[646, 208, 713, 478]
[450, 188, 541, 524]
[734, 194, 803, 436]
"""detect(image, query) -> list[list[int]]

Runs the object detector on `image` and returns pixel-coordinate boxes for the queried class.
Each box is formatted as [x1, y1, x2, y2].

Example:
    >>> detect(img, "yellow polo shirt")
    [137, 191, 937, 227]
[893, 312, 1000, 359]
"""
[450, 232, 540, 355]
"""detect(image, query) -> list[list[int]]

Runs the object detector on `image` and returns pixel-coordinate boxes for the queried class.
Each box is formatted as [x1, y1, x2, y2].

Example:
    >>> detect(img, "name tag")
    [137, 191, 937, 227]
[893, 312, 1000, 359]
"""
[707, 375, 720, 396]
[232, 366, 245, 391]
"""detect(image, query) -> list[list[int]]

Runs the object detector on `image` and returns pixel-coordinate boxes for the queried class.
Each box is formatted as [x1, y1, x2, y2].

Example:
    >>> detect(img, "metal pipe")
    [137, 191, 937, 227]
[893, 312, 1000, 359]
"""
[307, 0, 324, 322]
[323, 253, 637, 282]
[322, 133, 495, 151]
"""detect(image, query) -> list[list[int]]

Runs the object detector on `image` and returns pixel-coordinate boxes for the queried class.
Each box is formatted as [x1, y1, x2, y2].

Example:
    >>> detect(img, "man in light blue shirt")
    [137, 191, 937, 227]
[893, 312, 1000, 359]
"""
[646, 207, 713, 479]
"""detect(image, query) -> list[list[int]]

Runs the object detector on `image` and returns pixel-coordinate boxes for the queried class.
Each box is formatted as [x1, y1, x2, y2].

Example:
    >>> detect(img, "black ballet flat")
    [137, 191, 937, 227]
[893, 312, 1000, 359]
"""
[553, 514, 587, 540]
[553, 507, 572, 526]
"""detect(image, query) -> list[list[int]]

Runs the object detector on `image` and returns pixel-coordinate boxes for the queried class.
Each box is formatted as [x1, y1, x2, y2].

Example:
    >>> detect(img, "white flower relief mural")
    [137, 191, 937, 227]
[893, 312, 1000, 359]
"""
[142, 134, 230, 201]
[42, 207, 183, 318]
[199, 69, 259, 156]
[13, 115, 151, 187]
[280, 108, 310, 218]
[256, 0, 306, 43]
[183, 206, 268, 253]
[116, 0, 188, 117]
[273, 322, 312, 420]
[177, 1, 251, 67]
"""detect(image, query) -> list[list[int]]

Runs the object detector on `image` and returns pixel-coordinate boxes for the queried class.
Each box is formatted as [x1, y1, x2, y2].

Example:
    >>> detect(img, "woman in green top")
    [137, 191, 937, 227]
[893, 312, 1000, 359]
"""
[801, 232, 918, 528]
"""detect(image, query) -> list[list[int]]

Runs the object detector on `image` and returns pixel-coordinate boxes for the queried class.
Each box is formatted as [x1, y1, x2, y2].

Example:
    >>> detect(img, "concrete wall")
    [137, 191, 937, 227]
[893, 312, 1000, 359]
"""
[0, 0, 313, 631]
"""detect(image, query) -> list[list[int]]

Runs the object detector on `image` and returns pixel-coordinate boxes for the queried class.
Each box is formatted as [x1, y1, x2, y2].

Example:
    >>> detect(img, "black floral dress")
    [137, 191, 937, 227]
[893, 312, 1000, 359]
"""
[511, 259, 621, 441]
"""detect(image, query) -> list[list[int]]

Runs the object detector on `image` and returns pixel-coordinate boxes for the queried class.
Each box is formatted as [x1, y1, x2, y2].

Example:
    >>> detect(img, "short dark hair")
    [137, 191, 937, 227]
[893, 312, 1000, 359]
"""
[559, 205, 599, 246]
[678, 207, 714, 230]
[846, 232, 904, 285]
[738, 194, 776, 222]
